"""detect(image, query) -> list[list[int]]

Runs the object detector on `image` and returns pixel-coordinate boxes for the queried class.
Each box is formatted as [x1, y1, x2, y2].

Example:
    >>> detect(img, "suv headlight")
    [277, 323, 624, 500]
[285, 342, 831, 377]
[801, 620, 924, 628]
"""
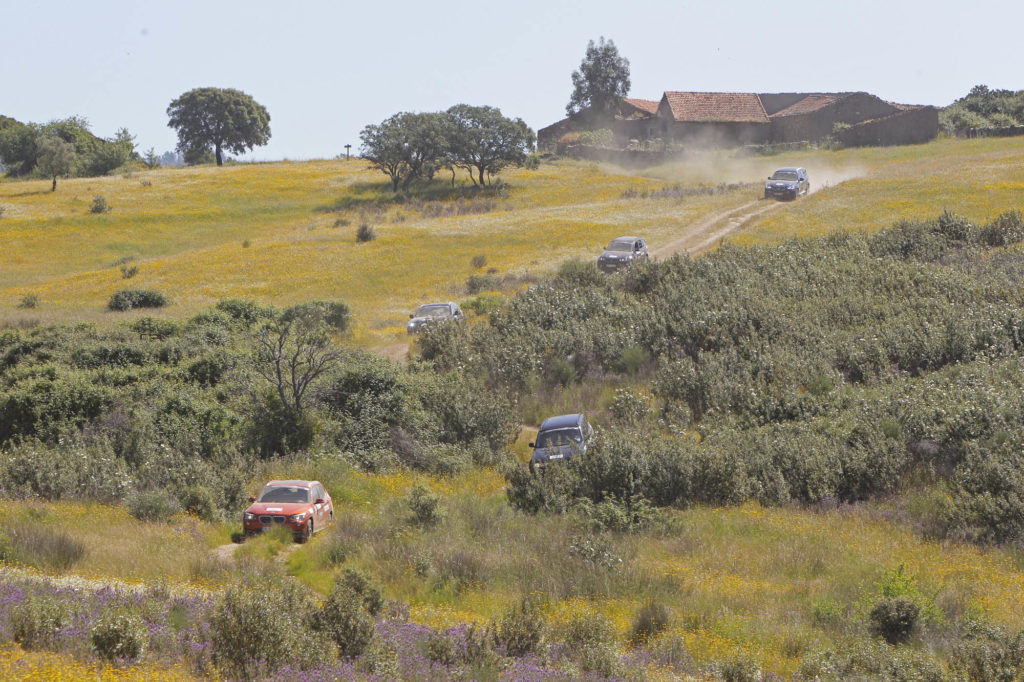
[288, 512, 307, 522]
[243, 512, 256, 521]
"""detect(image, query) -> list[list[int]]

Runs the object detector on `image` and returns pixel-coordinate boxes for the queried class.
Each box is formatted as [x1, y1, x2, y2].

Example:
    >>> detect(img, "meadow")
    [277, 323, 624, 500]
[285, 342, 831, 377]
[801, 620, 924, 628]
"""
[3, 137, 1024, 679]
[3, 135, 1023, 346]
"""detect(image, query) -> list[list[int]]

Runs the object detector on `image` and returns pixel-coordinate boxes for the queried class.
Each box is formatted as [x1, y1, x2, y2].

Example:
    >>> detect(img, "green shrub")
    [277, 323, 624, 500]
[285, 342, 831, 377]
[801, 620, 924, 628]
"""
[719, 654, 762, 682]
[425, 629, 459, 665]
[179, 485, 217, 521]
[107, 289, 168, 311]
[211, 578, 323, 680]
[215, 298, 274, 324]
[407, 483, 443, 526]
[977, 210, 1024, 247]
[0, 439, 131, 503]
[870, 596, 920, 644]
[17, 293, 39, 309]
[9, 595, 71, 650]
[471, 254, 487, 269]
[609, 388, 650, 425]
[567, 534, 623, 569]
[336, 567, 384, 616]
[546, 357, 577, 386]
[577, 128, 614, 147]
[504, 459, 575, 514]
[493, 595, 545, 657]
[90, 195, 111, 214]
[311, 577, 376, 659]
[630, 599, 670, 646]
[561, 609, 617, 675]
[573, 495, 654, 533]
[126, 489, 182, 522]
[466, 273, 500, 294]
[89, 610, 148, 662]
[356, 222, 376, 242]
[950, 619, 1024, 681]
[320, 537, 348, 567]
[614, 345, 649, 376]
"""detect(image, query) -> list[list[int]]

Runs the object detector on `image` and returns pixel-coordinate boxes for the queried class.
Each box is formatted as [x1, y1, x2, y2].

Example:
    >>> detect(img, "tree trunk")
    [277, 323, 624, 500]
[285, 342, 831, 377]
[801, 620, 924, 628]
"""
[51, 176, 57, 192]
[478, 166, 486, 186]
[215, 144, 223, 166]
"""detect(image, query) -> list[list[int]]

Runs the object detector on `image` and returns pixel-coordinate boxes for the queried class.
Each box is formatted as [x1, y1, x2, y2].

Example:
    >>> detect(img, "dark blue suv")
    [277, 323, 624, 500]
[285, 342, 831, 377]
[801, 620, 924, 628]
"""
[764, 167, 810, 200]
[529, 413, 593, 472]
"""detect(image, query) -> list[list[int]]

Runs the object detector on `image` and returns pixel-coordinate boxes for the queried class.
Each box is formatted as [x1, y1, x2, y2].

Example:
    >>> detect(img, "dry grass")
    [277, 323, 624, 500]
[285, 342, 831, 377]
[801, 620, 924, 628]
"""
[0, 159, 757, 344]
[0, 501, 224, 584]
[275, 465, 1024, 676]
[6, 139, 1022, 344]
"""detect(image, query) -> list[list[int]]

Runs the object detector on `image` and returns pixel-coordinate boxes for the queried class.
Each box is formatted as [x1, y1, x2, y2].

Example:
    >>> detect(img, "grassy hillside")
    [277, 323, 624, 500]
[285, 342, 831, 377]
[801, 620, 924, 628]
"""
[3, 136, 1024, 346]
[3, 137, 1024, 679]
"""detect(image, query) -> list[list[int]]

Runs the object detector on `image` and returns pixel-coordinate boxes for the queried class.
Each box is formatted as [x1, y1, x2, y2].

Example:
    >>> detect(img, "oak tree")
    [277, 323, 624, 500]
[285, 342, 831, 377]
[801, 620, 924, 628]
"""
[445, 104, 535, 186]
[359, 112, 450, 192]
[167, 87, 271, 166]
[35, 136, 76, 191]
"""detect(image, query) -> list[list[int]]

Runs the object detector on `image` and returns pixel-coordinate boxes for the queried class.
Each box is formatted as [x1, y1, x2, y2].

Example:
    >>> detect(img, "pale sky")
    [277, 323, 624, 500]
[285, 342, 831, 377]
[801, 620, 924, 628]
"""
[4, 0, 1020, 161]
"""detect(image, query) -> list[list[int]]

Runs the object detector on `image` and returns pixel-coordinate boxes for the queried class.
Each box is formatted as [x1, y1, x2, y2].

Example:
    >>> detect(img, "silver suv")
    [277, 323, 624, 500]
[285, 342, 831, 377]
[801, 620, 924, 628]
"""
[407, 302, 464, 334]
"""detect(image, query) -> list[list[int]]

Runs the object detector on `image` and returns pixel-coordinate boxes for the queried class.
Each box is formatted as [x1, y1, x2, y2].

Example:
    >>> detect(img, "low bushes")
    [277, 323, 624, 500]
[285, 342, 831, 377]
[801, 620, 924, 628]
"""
[210, 577, 324, 680]
[107, 289, 168, 311]
[9, 595, 72, 650]
[89, 610, 148, 661]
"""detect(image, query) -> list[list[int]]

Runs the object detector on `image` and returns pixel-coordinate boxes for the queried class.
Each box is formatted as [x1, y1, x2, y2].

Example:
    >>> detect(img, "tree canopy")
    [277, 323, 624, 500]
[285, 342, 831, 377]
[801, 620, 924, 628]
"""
[940, 84, 1024, 134]
[166, 87, 271, 166]
[0, 116, 135, 179]
[359, 112, 452, 192]
[360, 107, 536, 191]
[445, 105, 535, 186]
[35, 136, 76, 191]
[566, 37, 631, 118]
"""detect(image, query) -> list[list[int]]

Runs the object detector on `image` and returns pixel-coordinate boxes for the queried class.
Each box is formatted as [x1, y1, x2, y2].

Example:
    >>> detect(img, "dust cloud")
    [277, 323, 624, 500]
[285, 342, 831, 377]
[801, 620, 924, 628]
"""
[604, 148, 866, 194]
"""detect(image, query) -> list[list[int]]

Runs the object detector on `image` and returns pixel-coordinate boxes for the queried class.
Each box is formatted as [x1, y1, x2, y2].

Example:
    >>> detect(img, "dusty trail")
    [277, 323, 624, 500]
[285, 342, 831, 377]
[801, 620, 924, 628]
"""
[654, 199, 784, 259]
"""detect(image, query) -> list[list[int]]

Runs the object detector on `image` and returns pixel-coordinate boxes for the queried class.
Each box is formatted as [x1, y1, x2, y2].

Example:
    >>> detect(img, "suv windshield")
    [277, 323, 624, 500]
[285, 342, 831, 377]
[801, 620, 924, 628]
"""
[258, 487, 310, 503]
[606, 240, 635, 252]
[415, 305, 451, 318]
[771, 170, 799, 181]
[536, 428, 583, 448]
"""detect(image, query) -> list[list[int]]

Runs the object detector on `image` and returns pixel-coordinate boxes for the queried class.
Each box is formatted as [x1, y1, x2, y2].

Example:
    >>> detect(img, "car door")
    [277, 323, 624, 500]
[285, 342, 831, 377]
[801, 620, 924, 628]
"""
[312, 484, 327, 528]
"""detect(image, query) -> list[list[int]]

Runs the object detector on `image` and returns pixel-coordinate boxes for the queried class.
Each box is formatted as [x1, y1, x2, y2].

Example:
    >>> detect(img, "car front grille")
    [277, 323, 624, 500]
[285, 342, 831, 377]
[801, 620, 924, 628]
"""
[258, 515, 286, 525]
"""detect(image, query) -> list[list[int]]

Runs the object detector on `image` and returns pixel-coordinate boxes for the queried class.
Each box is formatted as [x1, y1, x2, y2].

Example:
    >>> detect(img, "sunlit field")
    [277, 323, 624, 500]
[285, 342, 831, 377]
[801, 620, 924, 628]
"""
[4, 135, 1024, 677]
[4, 136, 1023, 347]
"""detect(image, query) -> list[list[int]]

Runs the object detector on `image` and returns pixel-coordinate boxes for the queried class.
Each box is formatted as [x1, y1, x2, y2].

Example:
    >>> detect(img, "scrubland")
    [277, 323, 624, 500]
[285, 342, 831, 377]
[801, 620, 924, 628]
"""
[2, 137, 1024, 679]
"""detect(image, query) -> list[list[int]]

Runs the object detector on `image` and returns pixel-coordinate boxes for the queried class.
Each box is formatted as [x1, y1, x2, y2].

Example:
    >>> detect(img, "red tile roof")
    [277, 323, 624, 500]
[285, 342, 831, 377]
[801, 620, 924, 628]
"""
[770, 93, 850, 117]
[662, 92, 769, 123]
[622, 98, 660, 115]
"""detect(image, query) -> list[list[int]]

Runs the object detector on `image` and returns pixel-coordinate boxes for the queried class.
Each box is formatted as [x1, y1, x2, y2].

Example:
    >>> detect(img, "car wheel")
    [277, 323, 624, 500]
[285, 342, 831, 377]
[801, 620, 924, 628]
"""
[298, 519, 313, 543]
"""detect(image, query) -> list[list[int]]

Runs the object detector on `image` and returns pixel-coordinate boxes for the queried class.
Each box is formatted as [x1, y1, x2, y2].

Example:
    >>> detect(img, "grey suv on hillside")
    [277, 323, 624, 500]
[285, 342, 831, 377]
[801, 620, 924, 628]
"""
[597, 236, 649, 273]
[407, 302, 464, 334]
[529, 413, 593, 472]
[764, 167, 810, 200]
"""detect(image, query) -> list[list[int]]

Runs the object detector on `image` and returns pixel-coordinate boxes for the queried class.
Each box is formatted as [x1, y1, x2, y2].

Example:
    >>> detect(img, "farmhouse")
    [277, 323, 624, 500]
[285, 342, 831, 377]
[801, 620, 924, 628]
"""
[538, 91, 939, 151]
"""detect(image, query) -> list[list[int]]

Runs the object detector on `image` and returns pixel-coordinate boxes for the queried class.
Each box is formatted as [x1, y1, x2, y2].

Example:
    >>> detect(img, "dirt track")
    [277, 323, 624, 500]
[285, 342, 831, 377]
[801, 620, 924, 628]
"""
[653, 198, 784, 259]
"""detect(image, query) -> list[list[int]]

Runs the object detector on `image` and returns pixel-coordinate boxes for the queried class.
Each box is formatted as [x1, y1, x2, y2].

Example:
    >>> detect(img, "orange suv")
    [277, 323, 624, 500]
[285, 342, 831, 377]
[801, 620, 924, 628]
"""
[242, 480, 334, 542]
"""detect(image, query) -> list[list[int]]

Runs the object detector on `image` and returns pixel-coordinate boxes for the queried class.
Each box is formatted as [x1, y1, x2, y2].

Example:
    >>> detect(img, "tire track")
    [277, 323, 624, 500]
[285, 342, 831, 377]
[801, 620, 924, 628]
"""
[654, 199, 784, 259]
